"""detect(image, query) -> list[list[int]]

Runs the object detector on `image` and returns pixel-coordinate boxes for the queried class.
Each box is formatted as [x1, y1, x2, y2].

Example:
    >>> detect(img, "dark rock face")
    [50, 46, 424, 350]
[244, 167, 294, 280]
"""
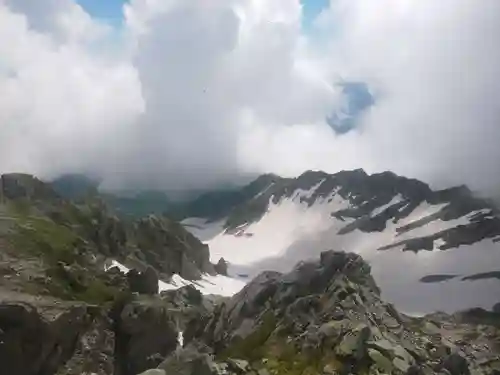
[0, 302, 94, 375]
[56, 309, 115, 375]
[134, 216, 216, 280]
[442, 353, 471, 375]
[111, 298, 179, 375]
[127, 267, 159, 295]
[214, 258, 228, 276]
[0, 173, 61, 203]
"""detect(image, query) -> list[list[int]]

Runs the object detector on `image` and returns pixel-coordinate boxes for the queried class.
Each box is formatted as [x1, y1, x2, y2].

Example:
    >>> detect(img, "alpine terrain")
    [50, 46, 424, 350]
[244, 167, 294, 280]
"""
[180, 170, 500, 315]
[0, 170, 499, 375]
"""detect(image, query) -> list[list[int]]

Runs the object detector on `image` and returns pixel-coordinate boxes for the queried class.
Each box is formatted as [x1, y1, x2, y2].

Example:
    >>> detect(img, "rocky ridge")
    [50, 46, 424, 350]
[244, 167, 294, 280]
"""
[1, 250, 499, 375]
[141, 251, 499, 375]
[0, 173, 218, 304]
[182, 170, 500, 252]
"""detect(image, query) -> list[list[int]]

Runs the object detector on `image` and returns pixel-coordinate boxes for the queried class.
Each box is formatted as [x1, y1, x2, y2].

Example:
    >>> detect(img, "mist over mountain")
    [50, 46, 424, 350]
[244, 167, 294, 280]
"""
[2, 1, 500, 375]
[2, 0, 500, 198]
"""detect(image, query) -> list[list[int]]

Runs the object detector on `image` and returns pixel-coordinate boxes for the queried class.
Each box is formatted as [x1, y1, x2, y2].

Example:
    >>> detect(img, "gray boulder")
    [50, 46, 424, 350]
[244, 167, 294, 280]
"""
[0, 301, 94, 375]
[158, 344, 217, 375]
[442, 353, 470, 375]
[112, 298, 178, 375]
[214, 258, 228, 276]
[127, 266, 159, 295]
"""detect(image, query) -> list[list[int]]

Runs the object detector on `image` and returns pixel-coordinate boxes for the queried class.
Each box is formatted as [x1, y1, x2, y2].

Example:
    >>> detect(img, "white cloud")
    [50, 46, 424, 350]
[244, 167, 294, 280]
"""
[0, 2, 143, 177]
[1, 0, 500, 196]
[314, 0, 500, 194]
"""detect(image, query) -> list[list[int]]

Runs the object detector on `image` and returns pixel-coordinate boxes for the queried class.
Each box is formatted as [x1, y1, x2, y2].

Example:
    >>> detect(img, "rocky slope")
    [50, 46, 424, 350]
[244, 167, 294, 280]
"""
[142, 251, 499, 375]
[0, 173, 216, 304]
[2, 251, 499, 375]
[180, 169, 500, 314]
[0, 285, 210, 375]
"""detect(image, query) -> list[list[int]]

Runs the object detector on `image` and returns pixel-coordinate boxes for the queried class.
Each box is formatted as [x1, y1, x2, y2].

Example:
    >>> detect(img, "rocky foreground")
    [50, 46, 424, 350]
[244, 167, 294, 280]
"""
[1, 251, 499, 375]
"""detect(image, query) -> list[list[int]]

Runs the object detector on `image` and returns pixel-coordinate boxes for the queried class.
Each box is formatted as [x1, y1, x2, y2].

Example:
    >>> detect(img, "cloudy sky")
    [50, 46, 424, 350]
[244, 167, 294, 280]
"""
[1, 0, 500, 195]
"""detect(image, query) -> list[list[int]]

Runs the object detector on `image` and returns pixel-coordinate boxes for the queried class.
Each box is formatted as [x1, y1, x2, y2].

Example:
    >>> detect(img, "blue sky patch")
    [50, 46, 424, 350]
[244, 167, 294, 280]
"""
[77, 0, 330, 29]
[301, 0, 330, 30]
[76, 0, 128, 24]
[327, 82, 375, 135]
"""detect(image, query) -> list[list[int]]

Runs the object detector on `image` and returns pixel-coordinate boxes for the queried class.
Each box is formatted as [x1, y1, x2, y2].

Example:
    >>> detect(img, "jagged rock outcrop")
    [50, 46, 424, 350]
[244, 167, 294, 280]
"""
[0, 299, 96, 375]
[111, 296, 179, 375]
[0, 173, 218, 306]
[214, 258, 228, 276]
[185, 251, 500, 375]
[127, 266, 159, 295]
[0, 173, 61, 203]
[132, 215, 216, 280]
[1, 250, 499, 375]
[56, 309, 115, 375]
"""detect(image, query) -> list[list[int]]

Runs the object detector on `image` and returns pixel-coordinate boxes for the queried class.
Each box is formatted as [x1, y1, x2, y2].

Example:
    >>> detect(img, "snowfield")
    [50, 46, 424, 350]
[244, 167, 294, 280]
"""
[105, 259, 245, 297]
[184, 186, 500, 315]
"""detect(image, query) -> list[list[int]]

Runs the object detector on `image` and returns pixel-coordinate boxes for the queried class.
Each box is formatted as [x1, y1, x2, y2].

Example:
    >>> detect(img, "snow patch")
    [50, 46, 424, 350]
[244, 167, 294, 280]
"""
[207, 192, 352, 265]
[104, 259, 245, 298]
[104, 260, 130, 274]
[199, 196, 500, 314]
[371, 195, 403, 217]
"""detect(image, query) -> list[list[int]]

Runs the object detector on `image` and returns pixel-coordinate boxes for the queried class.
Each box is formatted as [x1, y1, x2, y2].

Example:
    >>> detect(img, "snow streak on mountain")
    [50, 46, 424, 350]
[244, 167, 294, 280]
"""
[181, 170, 500, 315]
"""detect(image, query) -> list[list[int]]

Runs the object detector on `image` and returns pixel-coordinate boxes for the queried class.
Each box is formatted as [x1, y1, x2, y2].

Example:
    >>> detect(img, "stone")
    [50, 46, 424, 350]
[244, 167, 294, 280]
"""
[226, 358, 250, 374]
[158, 345, 217, 375]
[406, 365, 425, 375]
[137, 370, 166, 375]
[214, 258, 228, 276]
[0, 302, 93, 375]
[112, 299, 178, 375]
[393, 356, 411, 373]
[127, 267, 159, 295]
[368, 348, 394, 372]
[442, 353, 470, 375]
[336, 324, 371, 357]
[368, 339, 396, 356]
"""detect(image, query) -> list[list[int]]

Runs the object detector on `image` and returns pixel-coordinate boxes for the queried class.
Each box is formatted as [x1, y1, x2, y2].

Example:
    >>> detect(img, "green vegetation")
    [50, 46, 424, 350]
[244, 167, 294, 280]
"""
[10, 215, 79, 264]
[219, 311, 347, 375]
[7, 210, 120, 304]
[220, 311, 277, 360]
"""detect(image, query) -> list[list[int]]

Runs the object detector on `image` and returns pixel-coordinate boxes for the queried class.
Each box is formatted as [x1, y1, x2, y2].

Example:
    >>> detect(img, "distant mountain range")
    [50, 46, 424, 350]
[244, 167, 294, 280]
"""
[176, 169, 500, 315]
